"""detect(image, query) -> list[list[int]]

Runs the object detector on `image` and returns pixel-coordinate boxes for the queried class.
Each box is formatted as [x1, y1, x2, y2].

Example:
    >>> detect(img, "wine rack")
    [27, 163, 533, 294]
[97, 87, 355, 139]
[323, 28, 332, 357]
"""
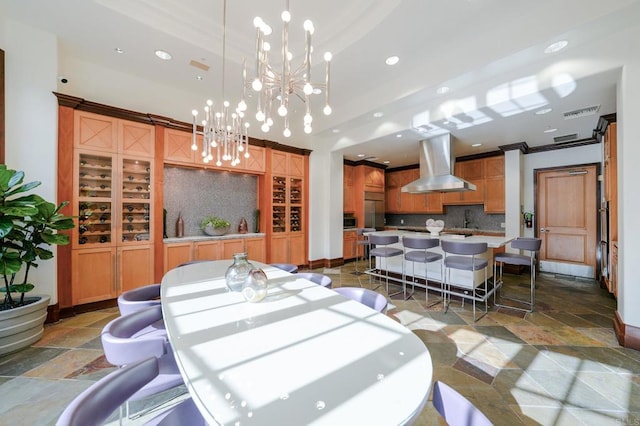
[121, 159, 152, 243]
[77, 153, 113, 245]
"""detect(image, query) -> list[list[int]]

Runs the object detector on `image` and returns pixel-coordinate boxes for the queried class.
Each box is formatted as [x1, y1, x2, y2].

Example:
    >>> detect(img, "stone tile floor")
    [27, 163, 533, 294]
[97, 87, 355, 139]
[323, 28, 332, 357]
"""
[1, 261, 639, 425]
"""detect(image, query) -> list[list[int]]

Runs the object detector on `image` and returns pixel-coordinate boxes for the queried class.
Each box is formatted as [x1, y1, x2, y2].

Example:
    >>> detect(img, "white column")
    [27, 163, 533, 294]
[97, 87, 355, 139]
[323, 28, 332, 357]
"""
[504, 149, 522, 249]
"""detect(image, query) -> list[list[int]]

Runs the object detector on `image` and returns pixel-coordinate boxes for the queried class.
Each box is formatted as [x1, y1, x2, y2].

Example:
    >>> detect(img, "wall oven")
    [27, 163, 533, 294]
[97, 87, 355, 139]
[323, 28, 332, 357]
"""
[343, 216, 357, 229]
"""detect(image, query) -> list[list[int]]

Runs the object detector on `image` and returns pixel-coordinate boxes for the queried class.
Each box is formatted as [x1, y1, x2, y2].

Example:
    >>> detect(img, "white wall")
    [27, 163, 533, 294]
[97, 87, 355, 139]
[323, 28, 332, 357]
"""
[2, 20, 59, 303]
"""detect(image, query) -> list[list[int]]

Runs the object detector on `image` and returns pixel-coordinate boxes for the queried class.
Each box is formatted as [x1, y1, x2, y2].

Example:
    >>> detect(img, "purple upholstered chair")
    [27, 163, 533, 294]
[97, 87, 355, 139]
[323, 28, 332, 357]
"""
[441, 239, 489, 321]
[333, 287, 388, 313]
[402, 236, 443, 306]
[494, 237, 542, 312]
[270, 263, 299, 273]
[101, 305, 184, 419]
[298, 272, 332, 288]
[117, 283, 161, 316]
[432, 381, 492, 426]
[56, 357, 205, 426]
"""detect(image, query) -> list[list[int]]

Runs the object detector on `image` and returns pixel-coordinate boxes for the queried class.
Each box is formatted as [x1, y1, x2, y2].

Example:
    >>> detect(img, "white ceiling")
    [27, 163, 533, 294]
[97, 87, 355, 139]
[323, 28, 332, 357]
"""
[2, 0, 638, 167]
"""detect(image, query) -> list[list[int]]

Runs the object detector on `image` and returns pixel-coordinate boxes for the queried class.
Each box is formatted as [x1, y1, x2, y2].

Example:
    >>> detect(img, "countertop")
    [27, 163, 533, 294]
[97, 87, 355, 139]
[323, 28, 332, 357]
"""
[164, 232, 265, 243]
[344, 226, 505, 236]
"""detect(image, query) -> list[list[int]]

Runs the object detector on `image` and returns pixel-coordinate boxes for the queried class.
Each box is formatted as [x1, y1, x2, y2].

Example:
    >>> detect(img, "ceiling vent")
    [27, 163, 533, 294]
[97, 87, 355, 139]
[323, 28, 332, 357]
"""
[563, 105, 600, 120]
[553, 133, 578, 143]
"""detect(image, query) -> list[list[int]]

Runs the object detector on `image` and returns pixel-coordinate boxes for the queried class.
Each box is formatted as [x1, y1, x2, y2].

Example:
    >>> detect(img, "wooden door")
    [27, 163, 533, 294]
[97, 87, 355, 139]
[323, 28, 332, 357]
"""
[194, 241, 222, 260]
[537, 165, 597, 278]
[72, 248, 116, 305]
[220, 239, 245, 259]
[245, 237, 266, 263]
[164, 242, 193, 273]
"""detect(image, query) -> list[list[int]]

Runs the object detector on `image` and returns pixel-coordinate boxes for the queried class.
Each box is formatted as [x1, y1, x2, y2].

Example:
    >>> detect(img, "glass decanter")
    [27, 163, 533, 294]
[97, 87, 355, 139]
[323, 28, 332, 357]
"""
[242, 268, 268, 302]
[225, 253, 255, 292]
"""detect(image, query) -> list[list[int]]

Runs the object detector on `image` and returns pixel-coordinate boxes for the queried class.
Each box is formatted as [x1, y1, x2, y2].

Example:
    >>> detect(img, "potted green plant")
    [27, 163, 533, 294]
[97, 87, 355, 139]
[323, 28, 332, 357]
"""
[0, 165, 74, 355]
[201, 216, 231, 236]
[523, 211, 534, 228]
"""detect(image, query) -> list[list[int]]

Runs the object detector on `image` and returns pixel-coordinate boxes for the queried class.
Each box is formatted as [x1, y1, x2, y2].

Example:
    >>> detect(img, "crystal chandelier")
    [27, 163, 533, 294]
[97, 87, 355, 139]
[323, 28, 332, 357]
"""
[246, 0, 332, 137]
[191, 0, 249, 167]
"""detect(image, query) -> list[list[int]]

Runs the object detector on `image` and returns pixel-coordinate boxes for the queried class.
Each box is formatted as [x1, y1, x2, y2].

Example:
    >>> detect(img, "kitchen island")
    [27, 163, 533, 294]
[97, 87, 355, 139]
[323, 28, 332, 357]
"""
[365, 230, 512, 290]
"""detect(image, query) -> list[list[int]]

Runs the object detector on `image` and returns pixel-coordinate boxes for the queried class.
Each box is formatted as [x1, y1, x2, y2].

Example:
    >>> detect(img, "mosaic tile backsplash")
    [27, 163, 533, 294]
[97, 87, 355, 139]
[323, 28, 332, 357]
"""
[163, 167, 258, 238]
[386, 204, 505, 231]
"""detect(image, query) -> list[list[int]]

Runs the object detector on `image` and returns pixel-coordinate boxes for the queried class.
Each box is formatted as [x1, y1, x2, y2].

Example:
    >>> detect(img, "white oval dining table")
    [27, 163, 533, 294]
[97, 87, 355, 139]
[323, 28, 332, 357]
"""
[161, 260, 433, 425]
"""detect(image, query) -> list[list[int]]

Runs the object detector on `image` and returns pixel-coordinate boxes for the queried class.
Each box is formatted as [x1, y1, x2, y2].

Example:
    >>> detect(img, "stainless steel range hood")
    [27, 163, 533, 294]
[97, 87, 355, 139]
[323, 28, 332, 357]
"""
[401, 134, 476, 193]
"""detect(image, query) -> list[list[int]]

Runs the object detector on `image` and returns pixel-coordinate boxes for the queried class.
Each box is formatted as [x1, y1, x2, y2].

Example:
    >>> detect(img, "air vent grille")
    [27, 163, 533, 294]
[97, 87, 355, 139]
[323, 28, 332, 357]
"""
[553, 133, 578, 143]
[563, 105, 600, 120]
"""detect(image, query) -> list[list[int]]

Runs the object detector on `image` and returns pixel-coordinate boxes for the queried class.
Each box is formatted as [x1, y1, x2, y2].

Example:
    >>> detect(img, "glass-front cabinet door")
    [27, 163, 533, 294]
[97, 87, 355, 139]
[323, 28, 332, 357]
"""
[76, 152, 114, 247]
[272, 175, 287, 233]
[121, 158, 152, 244]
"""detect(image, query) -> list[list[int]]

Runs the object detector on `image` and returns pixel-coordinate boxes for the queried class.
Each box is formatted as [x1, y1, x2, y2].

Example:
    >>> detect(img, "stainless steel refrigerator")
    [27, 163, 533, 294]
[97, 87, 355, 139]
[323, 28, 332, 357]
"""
[364, 192, 385, 230]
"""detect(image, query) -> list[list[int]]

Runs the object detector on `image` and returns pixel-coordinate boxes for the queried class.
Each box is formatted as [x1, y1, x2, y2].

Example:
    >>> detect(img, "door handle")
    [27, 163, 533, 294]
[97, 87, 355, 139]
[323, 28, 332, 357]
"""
[540, 228, 547, 233]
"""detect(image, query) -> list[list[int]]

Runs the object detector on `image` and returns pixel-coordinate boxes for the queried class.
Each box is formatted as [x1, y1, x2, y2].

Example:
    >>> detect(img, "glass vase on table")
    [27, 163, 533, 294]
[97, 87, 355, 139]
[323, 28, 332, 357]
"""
[225, 253, 256, 292]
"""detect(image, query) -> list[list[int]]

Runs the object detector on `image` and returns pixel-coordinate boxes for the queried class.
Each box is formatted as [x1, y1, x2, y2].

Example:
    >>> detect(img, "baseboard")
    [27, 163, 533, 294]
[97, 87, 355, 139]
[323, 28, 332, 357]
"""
[614, 310, 640, 351]
[308, 258, 344, 269]
[57, 299, 119, 321]
[46, 303, 60, 324]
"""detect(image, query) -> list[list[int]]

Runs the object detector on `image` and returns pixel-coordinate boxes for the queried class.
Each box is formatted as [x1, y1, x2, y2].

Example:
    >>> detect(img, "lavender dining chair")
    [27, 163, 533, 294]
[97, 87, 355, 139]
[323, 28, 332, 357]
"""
[432, 381, 492, 426]
[333, 287, 388, 313]
[117, 283, 161, 316]
[298, 272, 332, 288]
[270, 263, 299, 273]
[56, 357, 206, 426]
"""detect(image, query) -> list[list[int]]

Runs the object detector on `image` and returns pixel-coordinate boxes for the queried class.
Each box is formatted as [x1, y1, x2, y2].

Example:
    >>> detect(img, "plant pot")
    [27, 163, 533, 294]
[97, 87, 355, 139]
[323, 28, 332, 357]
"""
[203, 225, 230, 236]
[0, 295, 50, 356]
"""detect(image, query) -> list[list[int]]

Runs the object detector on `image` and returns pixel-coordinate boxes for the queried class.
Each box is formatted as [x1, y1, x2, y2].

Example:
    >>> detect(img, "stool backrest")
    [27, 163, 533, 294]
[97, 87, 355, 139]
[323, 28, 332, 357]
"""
[298, 272, 332, 288]
[511, 237, 542, 252]
[441, 240, 488, 256]
[356, 227, 376, 236]
[333, 287, 388, 313]
[368, 234, 399, 246]
[432, 381, 492, 426]
[402, 236, 439, 250]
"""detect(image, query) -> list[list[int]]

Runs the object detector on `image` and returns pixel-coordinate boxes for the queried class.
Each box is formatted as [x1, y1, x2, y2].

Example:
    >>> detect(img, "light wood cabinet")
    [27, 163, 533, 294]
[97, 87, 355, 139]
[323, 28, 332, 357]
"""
[71, 112, 155, 306]
[163, 127, 266, 174]
[384, 168, 444, 214]
[267, 151, 307, 266]
[344, 165, 355, 213]
[363, 166, 385, 192]
[343, 230, 357, 260]
[483, 156, 505, 213]
[164, 237, 266, 274]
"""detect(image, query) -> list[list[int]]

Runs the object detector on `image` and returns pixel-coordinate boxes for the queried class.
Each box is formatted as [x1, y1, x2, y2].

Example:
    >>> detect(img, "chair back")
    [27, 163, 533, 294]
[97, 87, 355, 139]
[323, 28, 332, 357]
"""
[441, 240, 487, 256]
[101, 305, 168, 366]
[511, 237, 542, 252]
[368, 234, 399, 246]
[177, 260, 209, 268]
[432, 381, 492, 426]
[333, 287, 388, 313]
[117, 283, 161, 316]
[402, 236, 439, 250]
[298, 272, 332, 288]
[56, 358, 159, 426]
[356, 227, 376, 237]
[270, 263, 299, 273]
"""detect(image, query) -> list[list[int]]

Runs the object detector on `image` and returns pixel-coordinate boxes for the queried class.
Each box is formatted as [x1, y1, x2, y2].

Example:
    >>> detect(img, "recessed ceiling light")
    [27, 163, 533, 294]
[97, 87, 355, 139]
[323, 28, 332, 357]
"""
[373, 112, 384, 118]
[383, 160, 390, 164]
[544, 40, 568, 54]
[357, 154, 366, 158]
[114, 48, 124, 54]
[535, 108, 552, 115]
[471, 143, 482, 147]
[544, 128, 558, 133]
[196, 76, 203, 81]
[155, 49, 173, 60]
[313, 88, 322, 95]
[332, 129, 340, 134]
[436, 86, 450, 95]
[385, 56, 400, 66]
[396, 134, 402, 138]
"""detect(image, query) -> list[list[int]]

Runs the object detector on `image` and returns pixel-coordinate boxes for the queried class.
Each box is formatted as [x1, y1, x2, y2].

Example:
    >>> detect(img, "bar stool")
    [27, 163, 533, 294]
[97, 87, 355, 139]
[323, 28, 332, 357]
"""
[494, 237, 541, 312]
[402, 236, 443, 307]
[441, 240, 489, 322]
[353, 227, 376, 275]
[368, 234, 404, 295]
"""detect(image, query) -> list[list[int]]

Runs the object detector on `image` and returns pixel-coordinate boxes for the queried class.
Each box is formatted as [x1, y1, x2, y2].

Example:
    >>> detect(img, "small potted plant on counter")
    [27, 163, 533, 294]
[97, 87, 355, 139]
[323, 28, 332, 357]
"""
[0, 165, 75, 355]
[523, 211, 534, 228]
[201, 216, 231, 236]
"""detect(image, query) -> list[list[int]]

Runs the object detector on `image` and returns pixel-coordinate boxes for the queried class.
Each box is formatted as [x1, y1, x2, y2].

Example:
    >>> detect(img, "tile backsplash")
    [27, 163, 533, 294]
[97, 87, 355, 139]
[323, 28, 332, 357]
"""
[386, 204, 505, 231]
[163, 167, 258, 238]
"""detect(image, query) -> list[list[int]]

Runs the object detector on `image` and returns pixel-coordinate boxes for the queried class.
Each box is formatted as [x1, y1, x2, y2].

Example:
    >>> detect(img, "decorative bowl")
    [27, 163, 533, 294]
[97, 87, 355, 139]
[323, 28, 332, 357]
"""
[426, 219, 444, 236]
[203, 225, 230, 236]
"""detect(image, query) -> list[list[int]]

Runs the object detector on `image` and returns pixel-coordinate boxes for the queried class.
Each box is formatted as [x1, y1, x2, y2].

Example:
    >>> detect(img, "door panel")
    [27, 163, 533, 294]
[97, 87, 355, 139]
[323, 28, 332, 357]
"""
[537, 165, 597, 278]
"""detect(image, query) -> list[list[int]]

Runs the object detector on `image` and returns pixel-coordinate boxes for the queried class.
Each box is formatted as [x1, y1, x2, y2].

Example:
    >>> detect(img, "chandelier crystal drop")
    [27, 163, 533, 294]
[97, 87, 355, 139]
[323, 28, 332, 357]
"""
[245, 0, 332, 138]
[191, 0, 249, 167]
